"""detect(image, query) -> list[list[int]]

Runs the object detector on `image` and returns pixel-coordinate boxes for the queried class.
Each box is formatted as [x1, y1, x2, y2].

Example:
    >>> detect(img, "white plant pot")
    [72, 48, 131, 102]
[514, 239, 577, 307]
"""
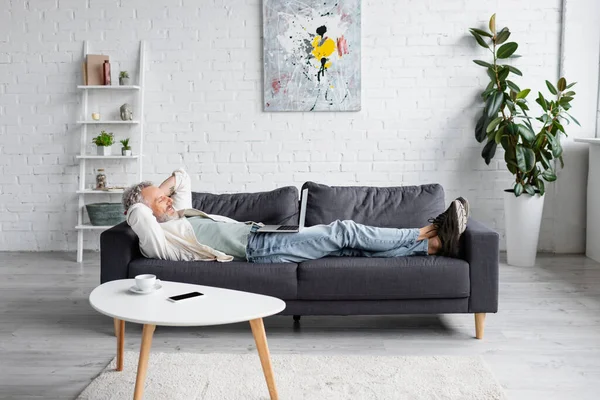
[504, 190, 545, 267]
[122, 149, 132, 156]
[97, 146, 112, 156]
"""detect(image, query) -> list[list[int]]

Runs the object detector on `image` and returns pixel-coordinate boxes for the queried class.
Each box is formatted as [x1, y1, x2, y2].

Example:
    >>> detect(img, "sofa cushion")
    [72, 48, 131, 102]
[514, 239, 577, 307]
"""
[297, 256, 470, 300]
[192, 186, 299, 225]
[128, 258, 298, 300]
[301, 181, 445, 228]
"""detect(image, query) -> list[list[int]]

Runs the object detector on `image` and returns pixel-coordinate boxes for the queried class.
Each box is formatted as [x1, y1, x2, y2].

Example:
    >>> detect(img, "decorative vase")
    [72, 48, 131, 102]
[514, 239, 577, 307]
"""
[103, 61, 111, 85]
[119, 77, 130, 86]
[97, 146, 112, 156]
[122, 148, 132, 156]
[504, 190, 545, 267]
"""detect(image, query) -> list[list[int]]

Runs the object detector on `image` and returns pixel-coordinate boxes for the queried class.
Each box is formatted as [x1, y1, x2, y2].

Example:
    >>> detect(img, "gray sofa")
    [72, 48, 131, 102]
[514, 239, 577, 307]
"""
[100, 181, 499, 339]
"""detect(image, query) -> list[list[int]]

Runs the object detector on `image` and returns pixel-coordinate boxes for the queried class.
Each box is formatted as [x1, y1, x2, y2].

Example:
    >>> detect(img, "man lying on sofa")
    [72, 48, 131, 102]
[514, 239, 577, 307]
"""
[122, 168, 469, 263]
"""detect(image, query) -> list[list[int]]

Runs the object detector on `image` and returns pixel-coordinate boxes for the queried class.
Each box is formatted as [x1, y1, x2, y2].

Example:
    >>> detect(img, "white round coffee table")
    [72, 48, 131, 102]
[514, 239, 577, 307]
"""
[90, 279, 286, 400]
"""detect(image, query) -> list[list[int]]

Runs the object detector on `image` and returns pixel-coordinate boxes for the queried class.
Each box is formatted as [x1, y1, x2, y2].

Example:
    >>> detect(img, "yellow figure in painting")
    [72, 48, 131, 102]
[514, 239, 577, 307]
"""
[311, 36, 335, 67]
[311, 25, 336, 82]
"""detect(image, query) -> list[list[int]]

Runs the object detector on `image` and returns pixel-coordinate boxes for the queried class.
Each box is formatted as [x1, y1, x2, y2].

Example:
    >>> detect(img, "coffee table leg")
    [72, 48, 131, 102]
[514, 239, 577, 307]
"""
[115, 319, 125, 371]
[133, 324, 156, 400]
[249, 318, 278, 400]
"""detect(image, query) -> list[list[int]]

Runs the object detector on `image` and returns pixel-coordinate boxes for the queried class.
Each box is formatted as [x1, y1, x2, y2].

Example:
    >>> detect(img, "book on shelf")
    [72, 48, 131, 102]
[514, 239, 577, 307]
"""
[86, 54, 110, 85]
[82, 62, 88, 85]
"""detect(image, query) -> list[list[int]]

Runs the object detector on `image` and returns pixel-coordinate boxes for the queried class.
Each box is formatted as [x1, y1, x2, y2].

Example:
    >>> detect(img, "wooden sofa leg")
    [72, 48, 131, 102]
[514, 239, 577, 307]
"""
[475, 313, 486, 339]
[293, 315, 301, 322]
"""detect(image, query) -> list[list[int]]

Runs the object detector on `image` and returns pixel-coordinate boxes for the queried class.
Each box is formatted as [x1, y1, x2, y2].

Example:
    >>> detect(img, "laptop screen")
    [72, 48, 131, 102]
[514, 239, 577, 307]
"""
[299, 188, 308, 228]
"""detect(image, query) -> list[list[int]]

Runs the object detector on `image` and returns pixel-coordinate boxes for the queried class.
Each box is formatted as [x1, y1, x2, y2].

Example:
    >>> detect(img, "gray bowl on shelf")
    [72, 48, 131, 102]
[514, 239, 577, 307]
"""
[86, 203, 126, 226]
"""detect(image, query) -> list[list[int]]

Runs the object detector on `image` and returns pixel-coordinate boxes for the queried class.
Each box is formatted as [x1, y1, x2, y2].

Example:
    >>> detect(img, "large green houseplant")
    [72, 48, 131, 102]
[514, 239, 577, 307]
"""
[469, 14, 580, 267]
[470, 14, 579, 197]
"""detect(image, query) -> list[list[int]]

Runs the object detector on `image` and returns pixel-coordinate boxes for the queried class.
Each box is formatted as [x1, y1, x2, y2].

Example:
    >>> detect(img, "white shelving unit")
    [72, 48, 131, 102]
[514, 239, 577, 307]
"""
[76, 155, 139, 160]
[76, 40, 146, 262]
[76, 120, 141, 124]
[77, 85, 141, 90]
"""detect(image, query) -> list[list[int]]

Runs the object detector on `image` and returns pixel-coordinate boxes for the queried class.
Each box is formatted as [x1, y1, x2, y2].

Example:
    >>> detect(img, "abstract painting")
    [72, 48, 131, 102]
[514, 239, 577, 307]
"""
[263, 0, 361, 112]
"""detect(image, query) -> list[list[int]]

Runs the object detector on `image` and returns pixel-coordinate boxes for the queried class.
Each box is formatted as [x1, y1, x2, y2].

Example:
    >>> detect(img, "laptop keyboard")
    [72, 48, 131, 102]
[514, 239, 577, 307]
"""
[276, 225, 299, 230]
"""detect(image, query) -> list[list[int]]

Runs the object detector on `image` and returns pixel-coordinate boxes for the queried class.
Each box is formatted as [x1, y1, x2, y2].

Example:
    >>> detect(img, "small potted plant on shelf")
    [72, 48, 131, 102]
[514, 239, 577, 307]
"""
[119, 71, 130, 86]
[120, 138, 132, 156]
[92, 131, 115, 156]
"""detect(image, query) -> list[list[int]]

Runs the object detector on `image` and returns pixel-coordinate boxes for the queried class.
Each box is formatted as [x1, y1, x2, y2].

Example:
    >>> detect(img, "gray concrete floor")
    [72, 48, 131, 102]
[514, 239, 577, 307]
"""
[0, 252, 599, 399]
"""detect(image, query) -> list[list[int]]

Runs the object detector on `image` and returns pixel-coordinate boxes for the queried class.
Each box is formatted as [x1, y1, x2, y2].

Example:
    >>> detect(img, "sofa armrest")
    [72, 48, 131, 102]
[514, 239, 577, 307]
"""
[463, 218, 499, 313]
[100, 221, 142, 284]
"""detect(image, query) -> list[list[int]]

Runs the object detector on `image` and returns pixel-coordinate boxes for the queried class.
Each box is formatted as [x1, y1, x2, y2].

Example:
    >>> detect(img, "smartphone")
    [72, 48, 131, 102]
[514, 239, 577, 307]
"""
[168, 291, 204, 302]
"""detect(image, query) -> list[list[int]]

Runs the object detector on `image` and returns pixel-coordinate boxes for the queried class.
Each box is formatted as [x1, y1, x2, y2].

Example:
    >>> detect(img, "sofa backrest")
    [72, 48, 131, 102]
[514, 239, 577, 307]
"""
[191, 186, 299, 225]
[301, 181, 446, 229]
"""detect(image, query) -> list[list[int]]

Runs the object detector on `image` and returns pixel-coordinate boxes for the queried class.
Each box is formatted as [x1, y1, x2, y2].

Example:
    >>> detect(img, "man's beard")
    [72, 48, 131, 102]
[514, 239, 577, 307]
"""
[156, 212, 179, 223]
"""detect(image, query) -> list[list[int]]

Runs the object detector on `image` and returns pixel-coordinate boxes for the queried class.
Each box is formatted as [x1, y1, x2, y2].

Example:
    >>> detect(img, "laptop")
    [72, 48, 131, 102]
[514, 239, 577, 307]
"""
[256, 188, 308, 233]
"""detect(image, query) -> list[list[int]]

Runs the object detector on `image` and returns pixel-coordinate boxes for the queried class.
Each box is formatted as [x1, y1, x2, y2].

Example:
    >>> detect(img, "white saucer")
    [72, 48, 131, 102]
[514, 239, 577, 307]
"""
[129, 282, 163, 294]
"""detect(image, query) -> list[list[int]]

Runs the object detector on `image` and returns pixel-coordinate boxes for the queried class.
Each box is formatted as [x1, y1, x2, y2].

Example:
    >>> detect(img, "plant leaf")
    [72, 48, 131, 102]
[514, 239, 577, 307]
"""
[487, 91, 504, 117]
[495, 28, 510, 44]
[495, 125, 505, 144]
[505, 122, 519, 136]
[565, 112, 581, 126]
[536, 92, 548, 112]
[486, 67, 496, 81]
[542, 169, 557, 182]
[470, 28, 493, 38]
[482, 139, 497, 165]
[489, 14, 496, 34]
[566, 81, 577, 89]
[516, 144, 536, 172]
[497, 42, 518, 58]
[552, 141, 563, 158]
[475, 113, 489, 143]
[537, 179, 545, 196]
[524, 184, 535, 196]
[559, 98, 573, 110]
[506, 80, 520, 92]
[557, 77, 567, 91]
[486, 116, 503, 133]
[545, 132, 557, 147]
[506, 162, 517, 174]
[514, 182, 523, 197]
[481, 88, 497, 100]
[470, 30, 489, 49]
[545, 80, 558, 95]
[559, 155, 565, 168]
[539, 151, 550, 169]
[517, 124, 535, 142]
[504, 148, 517, 172]
[563, 91, 576, 97]
[516, 88, 530, 99]
[503, 65, 522, 76]
[473, 60, 493, 68]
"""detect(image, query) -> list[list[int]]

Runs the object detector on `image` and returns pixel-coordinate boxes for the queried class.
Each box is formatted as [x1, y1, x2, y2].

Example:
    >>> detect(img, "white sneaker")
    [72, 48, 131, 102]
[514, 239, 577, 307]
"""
[454, 199, 468, 235]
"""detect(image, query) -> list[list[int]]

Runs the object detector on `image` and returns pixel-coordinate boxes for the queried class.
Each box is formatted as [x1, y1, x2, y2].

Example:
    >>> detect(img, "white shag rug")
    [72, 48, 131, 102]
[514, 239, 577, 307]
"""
[78, 352, 506, 400]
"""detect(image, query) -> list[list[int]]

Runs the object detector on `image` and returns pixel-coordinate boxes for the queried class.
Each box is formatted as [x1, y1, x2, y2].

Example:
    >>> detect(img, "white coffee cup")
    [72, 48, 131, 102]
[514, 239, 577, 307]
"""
[135, 274, 157, 291]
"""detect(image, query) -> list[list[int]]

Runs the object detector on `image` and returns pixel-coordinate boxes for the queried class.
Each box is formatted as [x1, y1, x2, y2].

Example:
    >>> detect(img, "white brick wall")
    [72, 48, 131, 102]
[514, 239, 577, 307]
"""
[0, 0, 568, 252]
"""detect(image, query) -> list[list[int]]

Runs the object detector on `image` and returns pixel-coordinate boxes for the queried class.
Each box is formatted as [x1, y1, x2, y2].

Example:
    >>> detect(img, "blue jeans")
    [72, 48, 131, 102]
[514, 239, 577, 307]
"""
[245, 220, 429, 263]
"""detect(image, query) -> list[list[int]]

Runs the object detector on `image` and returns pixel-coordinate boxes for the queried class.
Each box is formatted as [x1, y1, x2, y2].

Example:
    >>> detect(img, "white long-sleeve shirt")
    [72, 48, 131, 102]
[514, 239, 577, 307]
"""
[126, 168, 248, 262]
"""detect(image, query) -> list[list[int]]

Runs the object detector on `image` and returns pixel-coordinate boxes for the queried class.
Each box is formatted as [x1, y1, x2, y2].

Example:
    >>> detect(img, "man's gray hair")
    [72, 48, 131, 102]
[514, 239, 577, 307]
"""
[122, 181, 153, 211]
